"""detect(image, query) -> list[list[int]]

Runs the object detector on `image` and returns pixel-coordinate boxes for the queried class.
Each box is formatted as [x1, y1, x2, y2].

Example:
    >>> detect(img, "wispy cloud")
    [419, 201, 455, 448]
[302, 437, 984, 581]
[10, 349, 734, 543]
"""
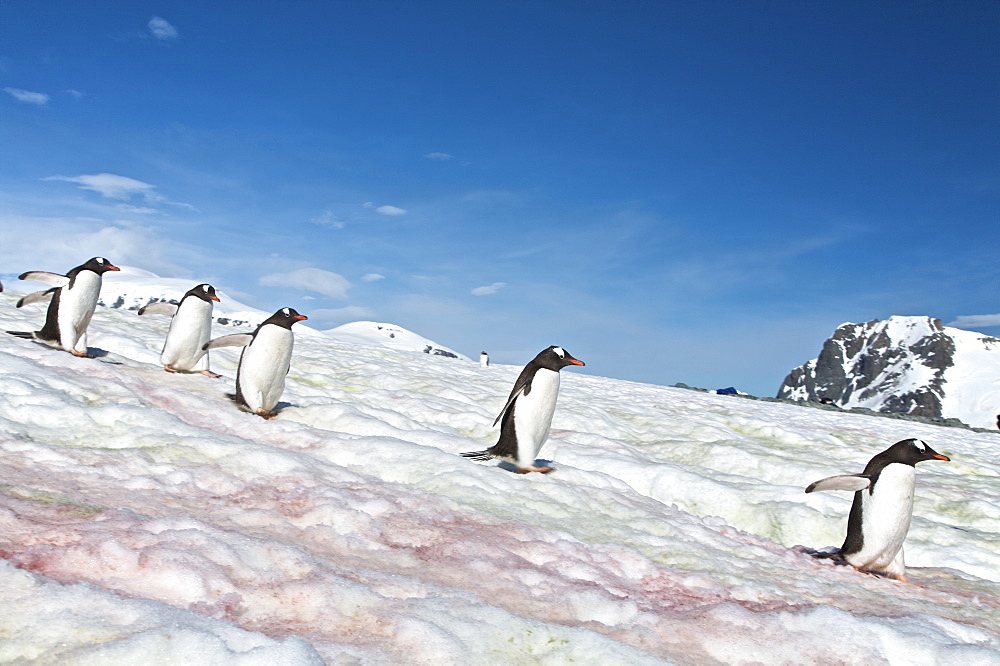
[375, 205, 407, 216]
[309, 305, 375, 326]
[471, 282, 507, 296]
[44, 173, 161, 202]
[148, 17, 178, 41]
[362, 273, 385, 282]
[310, 210, 345, 229]
[66, 89, 85, 99]
[424, 152, 453, 161]
[259, 267, 351, 300]
[4, 87, 49, 105]
[42, 173, 196, 212]
[947, 314, 1000, 329]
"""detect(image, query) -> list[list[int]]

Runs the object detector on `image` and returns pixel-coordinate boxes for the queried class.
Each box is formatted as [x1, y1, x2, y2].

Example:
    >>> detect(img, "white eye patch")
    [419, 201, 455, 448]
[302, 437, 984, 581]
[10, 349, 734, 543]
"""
[912, 439, 927, 451]
[282, 308, 291, 316]
[552, 346, 565, 358]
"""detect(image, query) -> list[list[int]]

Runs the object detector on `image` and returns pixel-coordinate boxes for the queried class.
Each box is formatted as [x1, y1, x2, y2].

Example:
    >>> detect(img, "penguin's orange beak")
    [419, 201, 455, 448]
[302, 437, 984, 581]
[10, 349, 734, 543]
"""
[295, 315, 308, 320]
[933, 453, 950, 461]
[108, 264, 120, 271]
[568, 359, 584, 366]
[210, 295, 221, 302]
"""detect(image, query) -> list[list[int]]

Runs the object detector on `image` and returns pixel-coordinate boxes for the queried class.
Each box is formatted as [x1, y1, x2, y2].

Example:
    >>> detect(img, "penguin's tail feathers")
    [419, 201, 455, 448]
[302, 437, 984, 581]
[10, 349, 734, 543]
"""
[6, 331, 36, 340]
[793, 545, 844, 562]
[460, 449, 495, 461]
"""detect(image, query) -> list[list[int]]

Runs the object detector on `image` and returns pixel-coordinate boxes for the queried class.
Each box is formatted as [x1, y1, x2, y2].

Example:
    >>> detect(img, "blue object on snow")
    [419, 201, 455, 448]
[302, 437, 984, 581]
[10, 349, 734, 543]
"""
[715, 387, 738, 395]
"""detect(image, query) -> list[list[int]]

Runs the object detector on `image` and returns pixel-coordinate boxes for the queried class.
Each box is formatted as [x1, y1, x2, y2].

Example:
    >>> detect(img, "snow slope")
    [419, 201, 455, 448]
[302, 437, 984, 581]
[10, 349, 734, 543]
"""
[2, 286, 1000, 663]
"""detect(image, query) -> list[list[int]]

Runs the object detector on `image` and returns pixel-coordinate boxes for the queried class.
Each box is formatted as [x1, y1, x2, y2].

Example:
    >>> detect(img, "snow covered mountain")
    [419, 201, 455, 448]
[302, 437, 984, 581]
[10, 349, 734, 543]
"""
[96, 267, 465, 360]
[325, 321, 468, 360]
[98, 267, 263, 328]
[2, 287, 1000, 662]
[778, 315, 1000, 429]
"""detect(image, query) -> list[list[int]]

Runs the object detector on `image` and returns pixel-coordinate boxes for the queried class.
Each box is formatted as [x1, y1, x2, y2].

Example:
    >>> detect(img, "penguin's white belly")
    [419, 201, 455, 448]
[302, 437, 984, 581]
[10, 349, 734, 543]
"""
[847, 465, 915, 575]
[59, 273, 102, 350]
[161, 300, 213, 369]
[513, 369, 560, 467]
[238, 327, 293, 411]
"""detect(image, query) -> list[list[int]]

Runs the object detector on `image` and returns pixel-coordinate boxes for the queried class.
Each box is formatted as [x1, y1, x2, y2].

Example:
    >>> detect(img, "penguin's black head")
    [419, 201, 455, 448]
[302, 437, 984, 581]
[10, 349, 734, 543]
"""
[881, 438, 951, 467]
[79, 257, 120, 274]
[264, 307, 308, 329]
[187, 283, 220, 303]
[535, 345, 585, 371]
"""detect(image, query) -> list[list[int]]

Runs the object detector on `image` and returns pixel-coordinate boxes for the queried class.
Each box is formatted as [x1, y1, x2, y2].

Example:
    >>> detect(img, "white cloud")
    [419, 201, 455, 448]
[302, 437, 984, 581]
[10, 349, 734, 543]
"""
[471, 282, 507, 296]
[259, 267, 351, 300]
[310, 306, 375, 325]
[947, 314, 1000, 329]
[0, 216, 196, 279]
[66, 89, 85, 99]
[4, 87, 49, 105]
[375, 205, 407, 216]
[148, 17, 178, 41]
[310, 210, 345, 229]
[362, 273, 385, 282]
[44, 173, 161, 202]
[424, 152, 453, 161]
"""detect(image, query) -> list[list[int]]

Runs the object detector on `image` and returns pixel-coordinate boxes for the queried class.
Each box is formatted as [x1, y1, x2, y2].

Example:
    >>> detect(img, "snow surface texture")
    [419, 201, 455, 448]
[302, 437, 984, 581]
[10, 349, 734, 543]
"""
[2, 282, 1000, 664]
[780, 315, 1000, 429]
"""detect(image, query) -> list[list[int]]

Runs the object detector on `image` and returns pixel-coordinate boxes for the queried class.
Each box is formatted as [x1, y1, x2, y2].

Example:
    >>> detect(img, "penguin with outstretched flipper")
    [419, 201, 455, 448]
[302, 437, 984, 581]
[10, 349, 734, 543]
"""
[140, 283, 221, 377]
[805, 438, 950, 582]
[462, 345, 584, 474]
[203, 307, 307, 419]
[9, 257, 120, 357]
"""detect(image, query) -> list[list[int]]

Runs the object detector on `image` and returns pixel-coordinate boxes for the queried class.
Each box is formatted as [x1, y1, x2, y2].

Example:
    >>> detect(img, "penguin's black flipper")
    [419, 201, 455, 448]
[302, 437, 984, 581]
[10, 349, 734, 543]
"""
[18, 271, 69, 287]
[805, 474, 871, 493]
[493, 384, 526, 427]
[203, 333, 253, 350]
[16, 289, 57, 308]
[138, 301, 179, 316]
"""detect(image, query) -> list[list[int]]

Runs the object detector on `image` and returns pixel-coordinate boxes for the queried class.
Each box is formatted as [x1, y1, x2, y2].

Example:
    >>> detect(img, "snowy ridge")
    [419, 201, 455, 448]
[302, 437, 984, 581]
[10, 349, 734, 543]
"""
[779, 315, 1000, 429]
[325, 321, 468, 360]
[99, 267, 263, 328]
[1, 291, 1000, 662]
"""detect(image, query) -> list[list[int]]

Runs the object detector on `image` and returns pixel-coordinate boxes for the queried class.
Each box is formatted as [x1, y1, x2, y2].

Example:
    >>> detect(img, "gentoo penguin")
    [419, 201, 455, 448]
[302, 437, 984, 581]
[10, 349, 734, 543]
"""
[480, 351, 489, 367]
[12, 257, 120, 357]
[203, 307, 307, 419]
[139, 284, 221, 377]
[805, 438, 950, 582]
[462, 345, 584, 473]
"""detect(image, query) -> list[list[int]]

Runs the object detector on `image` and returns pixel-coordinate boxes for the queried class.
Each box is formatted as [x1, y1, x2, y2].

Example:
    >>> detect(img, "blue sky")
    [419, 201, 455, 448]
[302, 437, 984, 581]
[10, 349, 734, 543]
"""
[1, 1, 997, 396]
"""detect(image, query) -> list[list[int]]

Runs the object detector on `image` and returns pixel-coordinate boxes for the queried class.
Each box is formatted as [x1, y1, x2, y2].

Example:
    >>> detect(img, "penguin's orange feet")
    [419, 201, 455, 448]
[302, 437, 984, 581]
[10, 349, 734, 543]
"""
[164, 365, 180, 373]
[71, 350, 95, 358]
[516, 465, 554, 474]
[257, 409, 279, 420]
[200, 370, 221, 378]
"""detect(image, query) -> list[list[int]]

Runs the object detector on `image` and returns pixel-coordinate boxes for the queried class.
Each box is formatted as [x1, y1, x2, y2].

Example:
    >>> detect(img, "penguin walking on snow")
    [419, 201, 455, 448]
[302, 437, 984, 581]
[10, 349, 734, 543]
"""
[203, 307, 307, 419]
[805, 438, 950, 582]
[139, 284, 221, 377]
[11, 257, 120, 357]
[462, 345, 584, 473]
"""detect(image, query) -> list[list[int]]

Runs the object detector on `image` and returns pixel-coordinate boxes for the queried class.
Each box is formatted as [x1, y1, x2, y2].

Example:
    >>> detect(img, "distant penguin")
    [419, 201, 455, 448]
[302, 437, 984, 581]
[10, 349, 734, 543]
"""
[139, 284, 221, 377]
[480, 351, 489, 367]
[11, 257, 120, 357]
[805, 438, 950, 582]
[462, 345, 584, 473]
[203, 307, 307, 419]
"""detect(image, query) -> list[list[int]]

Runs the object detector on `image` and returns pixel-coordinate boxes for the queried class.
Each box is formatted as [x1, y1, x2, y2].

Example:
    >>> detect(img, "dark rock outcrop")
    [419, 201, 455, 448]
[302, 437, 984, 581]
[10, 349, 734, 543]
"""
[777, 316, 956, 418]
